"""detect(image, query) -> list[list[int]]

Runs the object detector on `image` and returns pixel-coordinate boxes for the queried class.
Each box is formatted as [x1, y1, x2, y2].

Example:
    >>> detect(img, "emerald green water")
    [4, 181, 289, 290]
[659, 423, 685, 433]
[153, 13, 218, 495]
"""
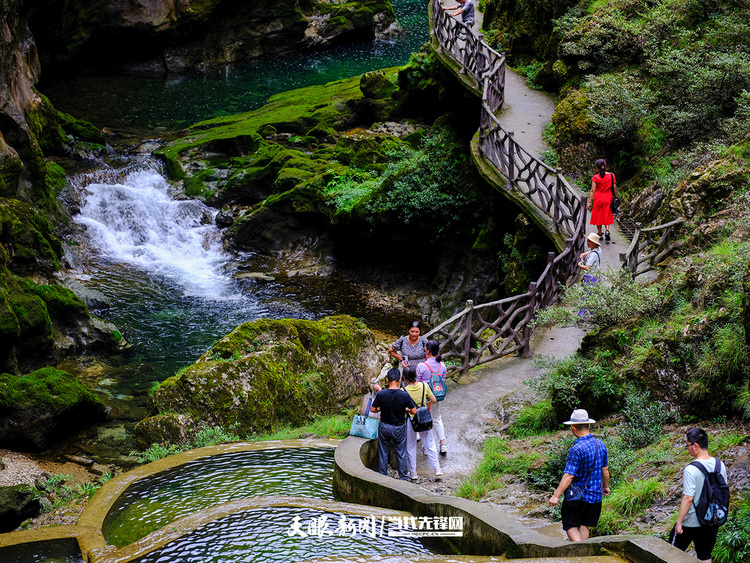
[132, 507, 438, 563]
[104, 448, 336, 547]
[0, 539, 82, 563]
[44, 0, 428, 130]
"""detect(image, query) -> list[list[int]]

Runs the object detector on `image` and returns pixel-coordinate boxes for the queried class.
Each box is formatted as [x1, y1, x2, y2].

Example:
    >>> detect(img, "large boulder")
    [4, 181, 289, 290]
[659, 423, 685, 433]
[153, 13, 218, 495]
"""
[0, 485, 40, 532]
[0, 367, 107, 451]
[148, 315, 381, 436]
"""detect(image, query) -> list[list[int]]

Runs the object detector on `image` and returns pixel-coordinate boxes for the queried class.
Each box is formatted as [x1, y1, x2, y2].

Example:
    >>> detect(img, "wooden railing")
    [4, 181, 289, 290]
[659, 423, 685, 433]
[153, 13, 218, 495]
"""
[620, 218, 685, 278]
[425, 0, 589, 374]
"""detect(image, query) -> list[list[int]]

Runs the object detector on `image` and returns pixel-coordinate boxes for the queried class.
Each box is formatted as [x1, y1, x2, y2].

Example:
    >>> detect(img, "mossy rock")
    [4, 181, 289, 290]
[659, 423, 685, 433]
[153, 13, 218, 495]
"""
[150, 315, 380, 435]
[0, 138, 23, 199]
[0, 484, 40, 532]
[23, 93, 67, 156]
[551, 88, 594, 147]
[133, 413, 198, 450]
[57, 111, 105, 144]
[0, 198, 62, 275]
[0, 367, 107, 451]
[360, 70, 398, 100]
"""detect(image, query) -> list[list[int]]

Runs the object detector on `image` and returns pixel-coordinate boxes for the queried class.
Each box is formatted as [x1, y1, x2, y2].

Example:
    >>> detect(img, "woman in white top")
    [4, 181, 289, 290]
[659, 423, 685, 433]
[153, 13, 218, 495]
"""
[416, 340, 448, 455]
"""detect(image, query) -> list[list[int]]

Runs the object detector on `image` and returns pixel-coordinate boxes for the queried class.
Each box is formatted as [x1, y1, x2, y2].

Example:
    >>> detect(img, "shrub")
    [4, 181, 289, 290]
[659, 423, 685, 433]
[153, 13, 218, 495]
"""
[528, 436, 575, 492]
[620, 386, 679, 448]
[529, 354, 625, 421]
[714, 488, 750, 563]
[533, 268, 669, 329]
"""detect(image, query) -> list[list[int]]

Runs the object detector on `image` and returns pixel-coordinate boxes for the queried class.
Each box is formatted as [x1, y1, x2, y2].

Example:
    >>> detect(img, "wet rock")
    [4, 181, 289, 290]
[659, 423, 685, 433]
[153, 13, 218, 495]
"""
[149, 315, 385, 435]
[0, 367, 107, 451]
[134, 413, 198, 450]
[0, 484, 40, 532]
[360, 70, 398, 100]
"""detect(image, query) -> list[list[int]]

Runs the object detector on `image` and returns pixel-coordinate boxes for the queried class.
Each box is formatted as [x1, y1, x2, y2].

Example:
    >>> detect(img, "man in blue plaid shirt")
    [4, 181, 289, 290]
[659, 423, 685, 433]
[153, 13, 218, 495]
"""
[548, 409, 610, 541]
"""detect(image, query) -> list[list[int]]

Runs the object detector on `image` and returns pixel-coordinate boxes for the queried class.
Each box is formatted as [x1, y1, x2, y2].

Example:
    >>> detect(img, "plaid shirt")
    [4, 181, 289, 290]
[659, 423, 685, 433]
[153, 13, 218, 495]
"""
[564, 434, 608, 503]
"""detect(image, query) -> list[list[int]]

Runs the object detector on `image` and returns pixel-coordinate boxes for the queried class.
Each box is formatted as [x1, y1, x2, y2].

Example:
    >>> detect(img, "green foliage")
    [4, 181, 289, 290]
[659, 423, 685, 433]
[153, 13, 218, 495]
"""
[456, 437, 541, 500]
[533, 268, 668, 329]
[508, 400, 557, 438]
[529, 354, 625, 420]
[323, 168, 379, 213]
[594, 478, 667, 535]
[714, 488, 750, 563]
[515, 61, 545, 90]
[248, 412, 353, 441]
[528, 436, 575, 492]
[130, 424, 242, 463]
[359, 130, 480, 235]
[620, 386, 679, 448]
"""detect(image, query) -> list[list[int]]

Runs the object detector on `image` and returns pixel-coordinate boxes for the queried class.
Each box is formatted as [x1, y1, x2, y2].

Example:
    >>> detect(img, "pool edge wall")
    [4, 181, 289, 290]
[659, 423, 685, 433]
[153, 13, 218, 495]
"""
[332, 436, 696, 563]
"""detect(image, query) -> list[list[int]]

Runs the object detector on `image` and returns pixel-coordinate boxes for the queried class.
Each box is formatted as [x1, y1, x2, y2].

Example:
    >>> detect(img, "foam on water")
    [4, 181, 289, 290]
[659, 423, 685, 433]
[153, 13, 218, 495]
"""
[74, 168, 233, 299]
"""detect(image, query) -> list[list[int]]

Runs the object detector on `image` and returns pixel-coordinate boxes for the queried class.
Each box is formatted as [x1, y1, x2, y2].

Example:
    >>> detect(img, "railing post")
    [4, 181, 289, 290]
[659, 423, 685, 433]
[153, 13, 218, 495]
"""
[461, 299, 474, 376]
[553, 169, 562, 233]
[544, 251, 556, 307]
[507, 132, 515, 190]
[522, 283, 537, 358]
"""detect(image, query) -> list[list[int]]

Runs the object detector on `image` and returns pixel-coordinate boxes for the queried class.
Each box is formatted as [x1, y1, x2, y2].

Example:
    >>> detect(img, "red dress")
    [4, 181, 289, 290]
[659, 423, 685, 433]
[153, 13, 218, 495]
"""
[590, 172, 615, 225]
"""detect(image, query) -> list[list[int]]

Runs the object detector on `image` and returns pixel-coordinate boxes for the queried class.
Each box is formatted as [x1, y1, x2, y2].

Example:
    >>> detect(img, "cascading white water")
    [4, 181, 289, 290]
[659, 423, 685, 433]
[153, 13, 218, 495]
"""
[73, 165, 235, 299]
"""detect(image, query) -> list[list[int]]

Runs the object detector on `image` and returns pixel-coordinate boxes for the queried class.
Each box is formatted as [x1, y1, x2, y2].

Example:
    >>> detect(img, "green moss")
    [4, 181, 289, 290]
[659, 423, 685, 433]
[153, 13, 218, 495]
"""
[0, 198, 62, 270]
[0, 367, 102, 410]
[11, 277, 87, 317]
[57, 111, 105, 144]
[0, 137, 24, 198]
[44, 162, 67, 195]
[153, 315, 373, 435]
[183, 168, 218, 199]
[23, 93, 67, 155]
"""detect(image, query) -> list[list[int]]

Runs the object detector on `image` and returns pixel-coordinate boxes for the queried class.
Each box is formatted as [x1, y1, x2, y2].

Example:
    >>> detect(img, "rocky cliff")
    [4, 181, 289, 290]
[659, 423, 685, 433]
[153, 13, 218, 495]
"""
[0, 0, 123, 375]
[26, 0, 398, 77]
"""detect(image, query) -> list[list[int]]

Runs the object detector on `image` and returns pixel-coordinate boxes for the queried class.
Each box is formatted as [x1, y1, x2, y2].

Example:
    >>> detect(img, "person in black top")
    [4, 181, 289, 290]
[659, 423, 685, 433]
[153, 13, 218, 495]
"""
[371, 368, 417, 480]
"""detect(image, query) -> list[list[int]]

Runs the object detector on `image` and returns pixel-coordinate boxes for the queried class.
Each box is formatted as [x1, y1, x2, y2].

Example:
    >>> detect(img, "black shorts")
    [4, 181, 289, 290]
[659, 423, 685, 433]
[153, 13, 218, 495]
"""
[561, 499, 602, 530]
[669, 525, 719, 561]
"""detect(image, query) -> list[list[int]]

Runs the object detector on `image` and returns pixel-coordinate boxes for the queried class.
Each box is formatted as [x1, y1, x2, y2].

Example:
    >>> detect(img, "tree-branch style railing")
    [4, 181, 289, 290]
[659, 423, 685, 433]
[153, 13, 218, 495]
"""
[620, 218, 685, 278]
[431, 0, 505, 99]
[424, 0, 589, 374]
[425, 207, 587, 375]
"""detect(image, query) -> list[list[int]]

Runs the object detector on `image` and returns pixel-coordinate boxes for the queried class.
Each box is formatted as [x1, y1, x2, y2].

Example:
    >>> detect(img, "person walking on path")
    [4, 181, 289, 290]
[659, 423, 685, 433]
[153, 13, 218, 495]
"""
[403, 368, 442, 479]
[389, 321, 427, 374]
[589, 159, 617, 242]
[548, 409, 610, 541]
[578, 232, 602, 285]
[442, 0, 475, 27]
[671, 427, 729, 562]
[371, 368, 417, 481]
[416, 340, 448, 455]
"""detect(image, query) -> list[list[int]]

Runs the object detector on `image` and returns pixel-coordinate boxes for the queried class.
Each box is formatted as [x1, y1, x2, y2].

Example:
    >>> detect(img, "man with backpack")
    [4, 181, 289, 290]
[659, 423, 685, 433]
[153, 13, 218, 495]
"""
[671, 427, 730, 562]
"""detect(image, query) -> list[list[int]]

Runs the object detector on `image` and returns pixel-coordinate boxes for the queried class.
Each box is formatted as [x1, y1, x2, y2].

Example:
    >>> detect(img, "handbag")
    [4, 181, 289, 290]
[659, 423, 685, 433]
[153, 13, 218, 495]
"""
[349, 394, 379, 439]
[610, 196, 620, 214]
[411, 383, 433, 432]
[349, 414, 379, 439]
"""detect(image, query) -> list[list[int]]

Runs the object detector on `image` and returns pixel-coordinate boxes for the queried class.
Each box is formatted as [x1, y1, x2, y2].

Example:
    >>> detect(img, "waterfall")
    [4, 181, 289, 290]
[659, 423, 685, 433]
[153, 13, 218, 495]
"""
[73, 162, 236, 300]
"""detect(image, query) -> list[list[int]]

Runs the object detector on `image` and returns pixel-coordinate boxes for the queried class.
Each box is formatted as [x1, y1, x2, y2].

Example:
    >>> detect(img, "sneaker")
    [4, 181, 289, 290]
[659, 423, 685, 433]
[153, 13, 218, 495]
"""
[435, 468, 443, 477]
[439, 443, 447, 455]
[416, 434, 421, 442]
[409, 472, 418, 481]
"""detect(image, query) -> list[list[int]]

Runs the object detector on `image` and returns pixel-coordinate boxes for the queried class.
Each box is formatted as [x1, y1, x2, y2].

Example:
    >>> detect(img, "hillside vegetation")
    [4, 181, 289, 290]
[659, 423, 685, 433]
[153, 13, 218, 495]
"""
[458, 0, 750, 557]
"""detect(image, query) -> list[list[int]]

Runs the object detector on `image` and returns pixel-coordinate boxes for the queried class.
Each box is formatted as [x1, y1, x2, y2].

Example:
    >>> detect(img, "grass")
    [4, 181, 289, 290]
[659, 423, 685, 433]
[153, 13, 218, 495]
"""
[507, 401, 557, 438]
[455, 437, 541, 500]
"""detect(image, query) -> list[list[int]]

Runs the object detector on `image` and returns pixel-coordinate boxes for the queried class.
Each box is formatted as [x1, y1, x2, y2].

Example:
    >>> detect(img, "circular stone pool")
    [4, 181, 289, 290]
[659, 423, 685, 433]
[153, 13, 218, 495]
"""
[103, 446, 336, 547]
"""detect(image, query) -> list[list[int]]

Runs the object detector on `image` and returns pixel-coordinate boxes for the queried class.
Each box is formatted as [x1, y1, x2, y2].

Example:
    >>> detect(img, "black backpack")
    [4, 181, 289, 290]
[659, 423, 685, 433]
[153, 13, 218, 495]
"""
[690, 458, 730, 527]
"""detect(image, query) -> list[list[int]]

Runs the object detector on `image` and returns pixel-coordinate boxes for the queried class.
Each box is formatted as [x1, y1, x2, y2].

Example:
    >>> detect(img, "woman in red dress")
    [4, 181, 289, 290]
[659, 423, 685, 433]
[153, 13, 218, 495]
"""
[588, 159, 617, 241]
